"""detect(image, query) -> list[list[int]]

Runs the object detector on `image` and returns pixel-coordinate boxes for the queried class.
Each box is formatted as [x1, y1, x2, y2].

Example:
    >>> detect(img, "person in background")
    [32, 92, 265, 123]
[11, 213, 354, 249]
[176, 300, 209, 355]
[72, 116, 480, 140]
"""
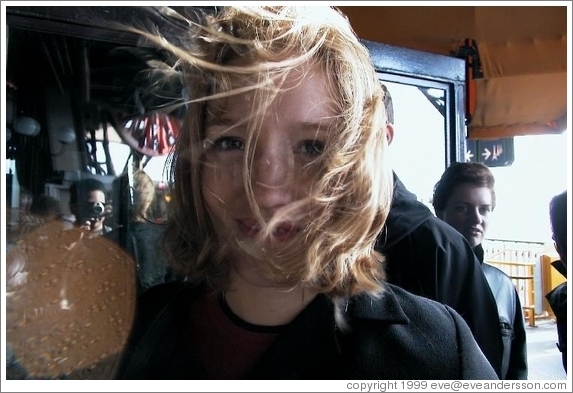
[18, 187, 34, 214]
[10, 187, 34, 238]
[68, 178, 112, 237]
[545, 190, 567, 372]
[8, 193, 63, 251]
[375, 84, 505, 378]
[116, 6, 497, 380]
[432, 161, 528, 380]
[126, 169, 172, 293]
[16, 194, 63, 237]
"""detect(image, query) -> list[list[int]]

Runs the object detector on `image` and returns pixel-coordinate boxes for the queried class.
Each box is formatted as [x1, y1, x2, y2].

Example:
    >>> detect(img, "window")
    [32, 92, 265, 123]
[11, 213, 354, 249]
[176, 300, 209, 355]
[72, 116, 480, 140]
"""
[364, 39, 466, 207]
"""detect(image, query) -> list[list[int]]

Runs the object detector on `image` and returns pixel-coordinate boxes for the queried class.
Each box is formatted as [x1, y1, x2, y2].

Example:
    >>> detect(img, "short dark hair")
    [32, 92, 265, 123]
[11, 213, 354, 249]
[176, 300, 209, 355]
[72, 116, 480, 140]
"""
[30, 194, 62, 219]
[69, 178, 108, 211]
[549, 190, 567, 262]
[380, 83, 394, 125]
[432, 162, 496, 213]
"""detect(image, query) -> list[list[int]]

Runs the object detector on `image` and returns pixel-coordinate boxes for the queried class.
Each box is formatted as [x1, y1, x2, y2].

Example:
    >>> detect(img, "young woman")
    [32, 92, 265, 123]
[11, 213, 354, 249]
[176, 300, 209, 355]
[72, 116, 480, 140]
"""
[117, 6, 497, 380]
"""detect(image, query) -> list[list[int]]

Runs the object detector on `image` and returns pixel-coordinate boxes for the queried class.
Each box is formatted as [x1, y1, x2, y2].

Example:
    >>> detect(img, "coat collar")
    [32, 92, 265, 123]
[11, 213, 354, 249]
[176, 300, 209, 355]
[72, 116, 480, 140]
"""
[126, 281, 411, 379]
[339, 283, 410, 324]
[473, 243, 485, 264]
[246, 284, 410, 378]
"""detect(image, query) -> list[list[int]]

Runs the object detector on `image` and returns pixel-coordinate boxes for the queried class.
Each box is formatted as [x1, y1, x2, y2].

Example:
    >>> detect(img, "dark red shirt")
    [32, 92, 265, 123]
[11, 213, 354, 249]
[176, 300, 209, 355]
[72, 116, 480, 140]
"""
[187, 290, 282, 379]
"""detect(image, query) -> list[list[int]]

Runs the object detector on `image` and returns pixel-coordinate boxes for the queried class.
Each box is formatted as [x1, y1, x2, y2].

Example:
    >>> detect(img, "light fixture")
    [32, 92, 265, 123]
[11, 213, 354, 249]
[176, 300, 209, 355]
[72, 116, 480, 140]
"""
[13, 116, 41, 137]
[52, 126, 76, 157]
[56, 126, 76, 144]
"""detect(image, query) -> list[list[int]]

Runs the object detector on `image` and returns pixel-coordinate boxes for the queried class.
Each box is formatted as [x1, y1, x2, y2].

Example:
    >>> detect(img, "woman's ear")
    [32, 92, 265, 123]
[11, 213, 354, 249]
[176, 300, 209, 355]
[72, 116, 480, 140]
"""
[385, 124, 395, 146]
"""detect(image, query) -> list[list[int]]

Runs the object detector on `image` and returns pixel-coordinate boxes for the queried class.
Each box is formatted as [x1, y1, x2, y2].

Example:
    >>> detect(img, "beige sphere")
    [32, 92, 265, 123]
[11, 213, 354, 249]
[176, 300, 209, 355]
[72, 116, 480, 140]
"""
[6, 222, 137, 379]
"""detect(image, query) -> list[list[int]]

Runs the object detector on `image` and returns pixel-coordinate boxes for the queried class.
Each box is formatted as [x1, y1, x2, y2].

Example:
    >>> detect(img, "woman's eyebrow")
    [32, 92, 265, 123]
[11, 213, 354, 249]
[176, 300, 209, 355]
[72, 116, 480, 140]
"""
[296, 120, 334, 134]
[206, 112, 250, 129]
[206, 116, 235, 126]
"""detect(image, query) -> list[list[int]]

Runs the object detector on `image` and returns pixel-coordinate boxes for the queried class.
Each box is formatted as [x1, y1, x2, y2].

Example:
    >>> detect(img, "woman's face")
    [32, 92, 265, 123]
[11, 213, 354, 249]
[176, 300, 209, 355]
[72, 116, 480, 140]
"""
[440, 183, 493, 248]
[201, 64, 336, 283]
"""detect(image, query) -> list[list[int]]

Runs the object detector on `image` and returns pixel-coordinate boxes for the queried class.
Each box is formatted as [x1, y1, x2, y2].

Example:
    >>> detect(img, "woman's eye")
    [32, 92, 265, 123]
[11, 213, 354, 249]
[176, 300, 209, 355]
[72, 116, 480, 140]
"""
[211, 137, 244, 151]
[298, 140, 325, 157]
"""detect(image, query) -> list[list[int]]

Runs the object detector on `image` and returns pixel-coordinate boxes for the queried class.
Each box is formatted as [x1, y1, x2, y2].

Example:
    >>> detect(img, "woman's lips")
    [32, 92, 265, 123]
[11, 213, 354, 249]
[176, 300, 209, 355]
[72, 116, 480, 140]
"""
[237, 220, 299, 242]
[238, 220, 260, 238]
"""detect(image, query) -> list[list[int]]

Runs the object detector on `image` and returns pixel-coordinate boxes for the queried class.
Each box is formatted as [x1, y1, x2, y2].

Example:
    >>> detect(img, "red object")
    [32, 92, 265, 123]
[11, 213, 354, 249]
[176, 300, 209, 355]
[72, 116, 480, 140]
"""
[117, 113, 180, 157]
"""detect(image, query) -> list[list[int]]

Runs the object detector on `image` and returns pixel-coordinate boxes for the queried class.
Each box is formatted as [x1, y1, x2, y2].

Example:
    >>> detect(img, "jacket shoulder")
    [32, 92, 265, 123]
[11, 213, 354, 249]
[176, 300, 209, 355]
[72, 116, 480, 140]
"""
[345, 284, 498, 380]
[482, 264, 519, 296]
[117, 281, 192, 379]
[383, 283, 472, 323]
[387, 284, 499, 380]
[417, 216, 475, 249]
[138, 281, 187, 311]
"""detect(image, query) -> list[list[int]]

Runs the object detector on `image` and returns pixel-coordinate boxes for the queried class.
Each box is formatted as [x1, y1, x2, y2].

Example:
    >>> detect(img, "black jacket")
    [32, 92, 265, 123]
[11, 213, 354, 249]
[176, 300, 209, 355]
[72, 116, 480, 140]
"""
[476, 246, 528, 379]
[118, 281, 498, 380]
[375, 174, 503, 378]
[125, 221, 171, 293]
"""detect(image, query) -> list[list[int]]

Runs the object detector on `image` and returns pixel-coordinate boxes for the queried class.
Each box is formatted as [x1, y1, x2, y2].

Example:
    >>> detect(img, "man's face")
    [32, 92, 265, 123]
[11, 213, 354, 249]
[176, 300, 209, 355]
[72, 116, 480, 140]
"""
[76, 190, 107, 233]
[439, 184, 493, 248]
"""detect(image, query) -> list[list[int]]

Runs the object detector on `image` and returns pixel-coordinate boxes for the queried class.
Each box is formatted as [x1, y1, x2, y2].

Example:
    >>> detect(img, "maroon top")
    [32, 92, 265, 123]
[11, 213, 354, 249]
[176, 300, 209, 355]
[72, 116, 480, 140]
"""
[187, 290, 283, 379]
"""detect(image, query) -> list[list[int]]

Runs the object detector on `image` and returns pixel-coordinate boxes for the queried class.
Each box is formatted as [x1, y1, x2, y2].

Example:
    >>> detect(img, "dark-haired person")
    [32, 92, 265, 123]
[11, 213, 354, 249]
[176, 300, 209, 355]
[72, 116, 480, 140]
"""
[432, 161, 527, 380]
[375, 84, 505, 378]
[68, 178, 112, 237]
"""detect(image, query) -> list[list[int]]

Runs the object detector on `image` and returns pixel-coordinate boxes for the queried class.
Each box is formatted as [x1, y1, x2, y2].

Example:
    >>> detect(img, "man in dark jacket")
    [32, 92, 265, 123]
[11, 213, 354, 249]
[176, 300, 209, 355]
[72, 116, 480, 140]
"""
[432, 162, 527, 379]
[375, 84, 504, 378]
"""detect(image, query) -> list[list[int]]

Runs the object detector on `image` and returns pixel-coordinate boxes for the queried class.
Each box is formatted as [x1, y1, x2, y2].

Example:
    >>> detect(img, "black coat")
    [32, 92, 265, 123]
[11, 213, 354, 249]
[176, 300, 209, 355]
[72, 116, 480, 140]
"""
[375, 174, 503, 378]
[117, 281, 498, 380]
[125, 221, 171, 293]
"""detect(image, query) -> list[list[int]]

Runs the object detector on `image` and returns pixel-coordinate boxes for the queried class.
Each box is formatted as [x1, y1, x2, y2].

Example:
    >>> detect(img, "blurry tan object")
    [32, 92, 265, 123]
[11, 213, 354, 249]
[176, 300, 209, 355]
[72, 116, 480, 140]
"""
[6, 222, 137, 379]
[338, 6, 567, 139]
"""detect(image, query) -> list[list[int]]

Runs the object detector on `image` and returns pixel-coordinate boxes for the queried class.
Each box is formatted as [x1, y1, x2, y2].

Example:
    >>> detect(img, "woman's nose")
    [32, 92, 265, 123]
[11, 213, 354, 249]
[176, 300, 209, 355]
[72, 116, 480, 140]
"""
[251, 151, 294, 209]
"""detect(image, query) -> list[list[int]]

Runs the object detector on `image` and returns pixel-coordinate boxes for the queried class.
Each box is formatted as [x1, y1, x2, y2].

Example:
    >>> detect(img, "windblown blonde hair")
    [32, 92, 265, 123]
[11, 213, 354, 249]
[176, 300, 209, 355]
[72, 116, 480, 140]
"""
[133, 6, 393, 297]
[132, 169, 156, 221]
